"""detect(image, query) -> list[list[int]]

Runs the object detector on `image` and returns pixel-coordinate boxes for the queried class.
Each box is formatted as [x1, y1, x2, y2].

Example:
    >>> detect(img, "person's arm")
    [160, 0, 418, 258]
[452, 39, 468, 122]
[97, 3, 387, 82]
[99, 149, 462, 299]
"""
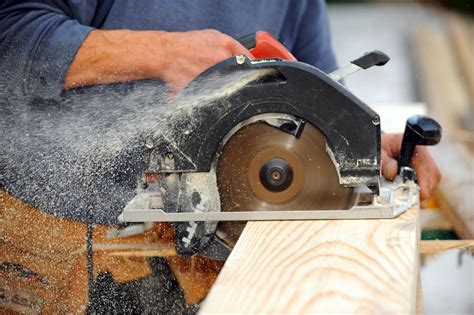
[0, 1, 250, 99]
[64, 29, 251, 93]
[0, 1, 100, 99]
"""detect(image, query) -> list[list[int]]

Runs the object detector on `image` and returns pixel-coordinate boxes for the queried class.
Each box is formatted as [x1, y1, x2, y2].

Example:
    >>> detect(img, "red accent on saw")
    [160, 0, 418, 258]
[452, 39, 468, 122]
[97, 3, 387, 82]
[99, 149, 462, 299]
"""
[247, 31, 296, 61]
[144, 172, 159, 183]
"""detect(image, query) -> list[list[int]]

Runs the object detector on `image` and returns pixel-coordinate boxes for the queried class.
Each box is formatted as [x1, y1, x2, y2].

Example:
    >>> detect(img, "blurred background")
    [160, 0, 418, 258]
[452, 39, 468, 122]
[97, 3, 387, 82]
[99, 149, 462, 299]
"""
[327, 0, 473, 313]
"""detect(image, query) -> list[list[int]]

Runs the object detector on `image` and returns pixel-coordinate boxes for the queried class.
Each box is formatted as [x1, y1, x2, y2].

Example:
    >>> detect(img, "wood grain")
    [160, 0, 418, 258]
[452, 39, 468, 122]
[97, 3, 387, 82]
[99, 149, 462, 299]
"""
[201, 206, 420, 314]
[416, 272, 423, 315]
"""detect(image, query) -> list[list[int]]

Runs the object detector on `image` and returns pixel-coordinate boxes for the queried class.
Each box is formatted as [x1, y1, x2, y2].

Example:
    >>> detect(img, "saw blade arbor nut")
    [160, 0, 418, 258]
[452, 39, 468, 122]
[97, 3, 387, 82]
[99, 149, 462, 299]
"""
[259, 158, 294, 192]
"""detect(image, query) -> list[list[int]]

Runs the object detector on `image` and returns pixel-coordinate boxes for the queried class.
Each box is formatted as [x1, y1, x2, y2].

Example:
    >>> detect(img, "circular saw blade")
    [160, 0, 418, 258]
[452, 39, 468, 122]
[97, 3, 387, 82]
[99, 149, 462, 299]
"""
[216, 121, 355, 246]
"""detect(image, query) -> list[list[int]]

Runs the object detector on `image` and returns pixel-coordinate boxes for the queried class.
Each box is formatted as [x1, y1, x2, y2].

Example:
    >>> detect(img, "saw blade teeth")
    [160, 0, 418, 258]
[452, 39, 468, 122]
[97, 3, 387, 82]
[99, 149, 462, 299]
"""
[215, 121, 356, 246]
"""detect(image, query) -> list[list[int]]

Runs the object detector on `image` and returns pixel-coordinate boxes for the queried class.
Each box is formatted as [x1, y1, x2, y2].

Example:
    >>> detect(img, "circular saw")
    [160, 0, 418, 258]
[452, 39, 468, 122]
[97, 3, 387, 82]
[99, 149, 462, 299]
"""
[118, 32, 441, 259]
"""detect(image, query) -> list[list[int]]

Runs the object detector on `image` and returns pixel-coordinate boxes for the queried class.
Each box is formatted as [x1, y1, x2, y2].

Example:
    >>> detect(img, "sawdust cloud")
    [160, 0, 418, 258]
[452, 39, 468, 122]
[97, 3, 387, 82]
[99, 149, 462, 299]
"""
[1, 68, 267, 312]
[0, 69, 274, 315]
[1, 69, 270, 224]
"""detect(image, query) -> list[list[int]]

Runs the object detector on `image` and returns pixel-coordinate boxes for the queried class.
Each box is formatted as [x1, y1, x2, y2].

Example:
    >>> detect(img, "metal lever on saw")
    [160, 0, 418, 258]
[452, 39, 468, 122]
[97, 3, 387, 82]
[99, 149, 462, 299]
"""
[328, 50, 390, 82]
[398, 115, 442, 179]
[238, 31, 296, 61]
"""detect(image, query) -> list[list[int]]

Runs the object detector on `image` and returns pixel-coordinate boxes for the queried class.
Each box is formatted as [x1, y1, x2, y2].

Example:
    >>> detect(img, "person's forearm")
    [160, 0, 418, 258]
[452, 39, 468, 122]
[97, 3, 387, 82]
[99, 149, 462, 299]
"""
[64, 29, 167, 90]
[64, 29, 251, 92]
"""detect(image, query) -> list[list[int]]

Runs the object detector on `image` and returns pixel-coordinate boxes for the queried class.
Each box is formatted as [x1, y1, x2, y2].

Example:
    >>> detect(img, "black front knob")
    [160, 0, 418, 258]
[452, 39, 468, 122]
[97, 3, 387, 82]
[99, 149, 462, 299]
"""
[398, 115, 442, 169]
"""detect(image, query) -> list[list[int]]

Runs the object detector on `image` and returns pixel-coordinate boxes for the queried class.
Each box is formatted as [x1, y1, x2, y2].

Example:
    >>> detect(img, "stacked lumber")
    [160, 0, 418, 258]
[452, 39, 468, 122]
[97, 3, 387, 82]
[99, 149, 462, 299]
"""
[413, 14, 474, 239]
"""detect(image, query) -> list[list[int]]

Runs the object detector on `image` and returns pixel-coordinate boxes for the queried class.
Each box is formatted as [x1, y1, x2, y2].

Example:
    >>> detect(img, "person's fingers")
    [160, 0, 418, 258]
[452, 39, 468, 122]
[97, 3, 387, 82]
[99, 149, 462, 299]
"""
[381, 133, 441, 206]
[234, 43, 254, 59]
[381, 133, 403, 157]
[411, 147, 428, 200]
[201, 29, 251, 58]
[381, 134, 401, 181]
[411, 146, 441, 204]
[420, 199, 429, 209]
[223, 34, 253, 59]
[381, 149, 398, 180]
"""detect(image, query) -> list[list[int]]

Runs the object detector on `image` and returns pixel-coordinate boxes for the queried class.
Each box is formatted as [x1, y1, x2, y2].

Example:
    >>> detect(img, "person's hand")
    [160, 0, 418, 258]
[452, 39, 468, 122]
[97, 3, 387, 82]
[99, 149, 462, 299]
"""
[65, 29, 252, 93]
[381, 133, 441, 208]
[158, 29, 252, 92]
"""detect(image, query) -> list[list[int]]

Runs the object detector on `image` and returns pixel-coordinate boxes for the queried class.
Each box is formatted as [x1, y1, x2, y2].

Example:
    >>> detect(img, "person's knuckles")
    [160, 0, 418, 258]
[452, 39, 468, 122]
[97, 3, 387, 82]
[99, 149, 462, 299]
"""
[191, 48, 226, 65]
[186, 29, 245, 58]
[199, 29, 222, 39]
[223, 37, 245, 55]
[210, 50, 233, 64]
[190, 30, 223, 50]
[220, 34, 235, 46]
[205, 31, 232, 48]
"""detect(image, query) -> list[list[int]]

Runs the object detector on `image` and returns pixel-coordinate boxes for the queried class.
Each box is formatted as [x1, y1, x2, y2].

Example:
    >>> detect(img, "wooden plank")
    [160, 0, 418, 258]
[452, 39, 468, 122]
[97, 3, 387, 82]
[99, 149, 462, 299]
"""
[93, 242, 177, 256]
[420, 240, 474, 254]
[200, 206, 420, 314]
[447, 14, 474, 108]
[414, 27, 474, 238]
[434, 185, 474, 239]
[413, 26, 471, 127]
[447, 13, 474, 154]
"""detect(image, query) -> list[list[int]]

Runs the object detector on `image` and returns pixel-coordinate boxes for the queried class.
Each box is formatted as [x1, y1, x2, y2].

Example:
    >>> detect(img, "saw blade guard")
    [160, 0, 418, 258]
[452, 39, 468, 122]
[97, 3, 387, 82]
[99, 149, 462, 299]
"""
[149, 56, 382, 187]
